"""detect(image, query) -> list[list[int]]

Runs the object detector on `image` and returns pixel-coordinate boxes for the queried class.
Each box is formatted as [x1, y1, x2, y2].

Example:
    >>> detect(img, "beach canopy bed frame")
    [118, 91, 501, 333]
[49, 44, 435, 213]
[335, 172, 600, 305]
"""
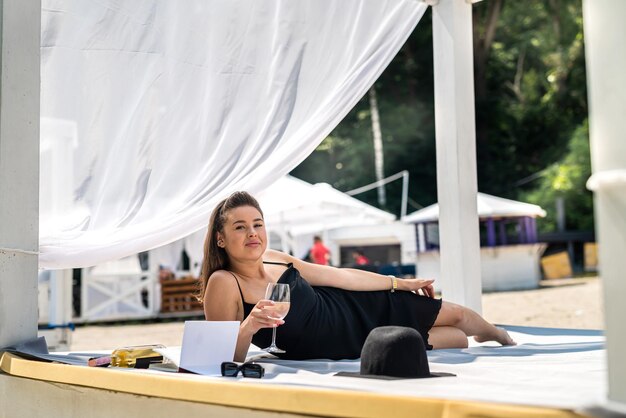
[1, 0, 625, 416]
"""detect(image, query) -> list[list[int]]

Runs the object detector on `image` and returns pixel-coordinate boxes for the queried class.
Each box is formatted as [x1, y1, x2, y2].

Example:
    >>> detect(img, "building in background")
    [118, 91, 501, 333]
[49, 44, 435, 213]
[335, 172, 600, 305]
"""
[403, 193, 548, 292]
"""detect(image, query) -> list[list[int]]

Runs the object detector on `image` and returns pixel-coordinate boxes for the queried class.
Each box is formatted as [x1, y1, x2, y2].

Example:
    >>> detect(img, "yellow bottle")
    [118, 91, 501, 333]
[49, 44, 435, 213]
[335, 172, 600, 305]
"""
[105, 344, 167, 368]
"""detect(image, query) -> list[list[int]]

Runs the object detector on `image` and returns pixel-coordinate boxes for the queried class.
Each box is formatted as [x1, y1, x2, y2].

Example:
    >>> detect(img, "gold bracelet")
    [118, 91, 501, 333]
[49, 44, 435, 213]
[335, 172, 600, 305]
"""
[388, 275, 398, 293]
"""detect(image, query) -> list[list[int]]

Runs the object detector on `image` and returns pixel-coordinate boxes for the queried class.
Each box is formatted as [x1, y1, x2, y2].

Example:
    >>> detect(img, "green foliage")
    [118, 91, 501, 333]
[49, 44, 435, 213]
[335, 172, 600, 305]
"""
[523, 121, 594, 232]
[475, 0, 587, 198]
[292, 1, 592, 232]
[290, 19, 437, 216]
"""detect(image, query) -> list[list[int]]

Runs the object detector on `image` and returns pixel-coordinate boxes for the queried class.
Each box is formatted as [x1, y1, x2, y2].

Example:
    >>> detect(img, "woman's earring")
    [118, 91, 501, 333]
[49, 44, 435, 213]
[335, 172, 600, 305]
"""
[217, 240, 224, 247]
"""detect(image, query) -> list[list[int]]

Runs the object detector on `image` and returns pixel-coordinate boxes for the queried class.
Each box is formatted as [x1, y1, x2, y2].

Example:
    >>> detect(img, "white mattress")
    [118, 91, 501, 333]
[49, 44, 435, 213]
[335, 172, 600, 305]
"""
[239, 325, 606, 411]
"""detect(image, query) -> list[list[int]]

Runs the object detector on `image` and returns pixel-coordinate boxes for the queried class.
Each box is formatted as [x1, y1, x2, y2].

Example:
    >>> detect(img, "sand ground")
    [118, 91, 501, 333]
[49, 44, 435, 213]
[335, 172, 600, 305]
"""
[69, 277, 604, 351]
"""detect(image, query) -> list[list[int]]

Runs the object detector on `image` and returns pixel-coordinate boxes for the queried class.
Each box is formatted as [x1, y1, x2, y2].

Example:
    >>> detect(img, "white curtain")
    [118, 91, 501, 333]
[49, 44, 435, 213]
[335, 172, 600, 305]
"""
[39, 0, 427, 269]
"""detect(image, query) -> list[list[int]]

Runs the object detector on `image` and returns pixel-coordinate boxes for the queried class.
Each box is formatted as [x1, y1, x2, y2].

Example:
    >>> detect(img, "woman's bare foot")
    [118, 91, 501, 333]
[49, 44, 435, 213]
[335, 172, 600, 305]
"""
[474, 327, 517, 346]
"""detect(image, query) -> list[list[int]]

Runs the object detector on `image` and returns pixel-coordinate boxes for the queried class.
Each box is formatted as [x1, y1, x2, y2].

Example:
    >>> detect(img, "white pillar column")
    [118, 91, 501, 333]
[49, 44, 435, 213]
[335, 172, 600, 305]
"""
[0, 0, 41, 347]
[417, 224, 426, 253]
[48, 270, 73, 327]
[431, 0, 482, 313]
[583, 0, 626, 410]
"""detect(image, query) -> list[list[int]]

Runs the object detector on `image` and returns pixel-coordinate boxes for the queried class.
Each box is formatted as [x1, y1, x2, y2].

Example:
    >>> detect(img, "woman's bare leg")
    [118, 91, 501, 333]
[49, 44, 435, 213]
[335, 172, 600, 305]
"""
[429, 326, 469, 349]
[433, 301, 516, 345]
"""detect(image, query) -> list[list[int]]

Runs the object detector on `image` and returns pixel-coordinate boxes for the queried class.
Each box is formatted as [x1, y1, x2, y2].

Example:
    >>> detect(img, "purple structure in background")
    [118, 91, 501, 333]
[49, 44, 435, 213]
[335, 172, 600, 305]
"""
[499, 221, 507, 245]
[486, 218, 496, 247]
[416, 215, 541, 252]
[406, 194, 550, 293]
[405, 192, 547, 253]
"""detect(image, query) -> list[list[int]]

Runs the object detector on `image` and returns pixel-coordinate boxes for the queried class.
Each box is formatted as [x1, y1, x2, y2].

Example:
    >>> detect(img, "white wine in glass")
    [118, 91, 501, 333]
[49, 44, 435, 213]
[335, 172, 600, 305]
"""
[263, 283, 290, 354]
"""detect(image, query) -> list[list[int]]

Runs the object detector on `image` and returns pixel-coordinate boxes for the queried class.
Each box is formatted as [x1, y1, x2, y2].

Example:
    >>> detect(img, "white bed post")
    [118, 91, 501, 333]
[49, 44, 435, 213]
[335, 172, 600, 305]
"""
[0, 0, 41, 348]
[431, 0, 482, 313]
[583, 0, 626, 410]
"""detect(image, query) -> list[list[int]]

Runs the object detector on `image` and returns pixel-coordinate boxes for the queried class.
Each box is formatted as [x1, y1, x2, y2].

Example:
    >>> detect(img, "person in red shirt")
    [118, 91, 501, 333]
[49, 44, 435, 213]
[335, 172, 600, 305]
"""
[352, 250, 370, 265]
[310, 235, 331, 265]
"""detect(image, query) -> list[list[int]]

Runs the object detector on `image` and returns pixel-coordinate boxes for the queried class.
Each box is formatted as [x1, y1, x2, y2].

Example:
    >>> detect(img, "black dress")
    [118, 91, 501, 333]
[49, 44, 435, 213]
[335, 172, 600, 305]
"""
[236, 262, 442, 360]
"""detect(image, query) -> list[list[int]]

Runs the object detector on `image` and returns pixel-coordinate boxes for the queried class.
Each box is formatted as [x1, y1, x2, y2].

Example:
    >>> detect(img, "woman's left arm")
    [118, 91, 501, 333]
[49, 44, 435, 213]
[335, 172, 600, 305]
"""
[265, 250, 435, 297]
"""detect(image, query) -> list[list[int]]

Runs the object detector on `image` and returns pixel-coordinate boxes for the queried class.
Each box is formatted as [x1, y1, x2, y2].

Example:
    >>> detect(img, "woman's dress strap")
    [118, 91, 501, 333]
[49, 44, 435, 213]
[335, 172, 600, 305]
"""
[262, 261, 293, 267]
[227, 271, 245, 306]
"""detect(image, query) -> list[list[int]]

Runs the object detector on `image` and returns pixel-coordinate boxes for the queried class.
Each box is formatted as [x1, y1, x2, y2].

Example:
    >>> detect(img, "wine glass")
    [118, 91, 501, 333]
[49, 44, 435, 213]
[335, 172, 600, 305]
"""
[263, 283, 291, 354]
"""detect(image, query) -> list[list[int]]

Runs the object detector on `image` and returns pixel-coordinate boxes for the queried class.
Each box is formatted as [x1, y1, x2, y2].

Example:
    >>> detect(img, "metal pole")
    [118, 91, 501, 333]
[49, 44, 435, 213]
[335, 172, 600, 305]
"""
[401, 170, 409, 218]
[556, 196, 566, 232]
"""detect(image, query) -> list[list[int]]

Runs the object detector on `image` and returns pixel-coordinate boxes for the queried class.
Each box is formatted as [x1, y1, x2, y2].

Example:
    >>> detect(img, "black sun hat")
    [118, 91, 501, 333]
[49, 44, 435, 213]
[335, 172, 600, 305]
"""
[335, 326, 455, 380]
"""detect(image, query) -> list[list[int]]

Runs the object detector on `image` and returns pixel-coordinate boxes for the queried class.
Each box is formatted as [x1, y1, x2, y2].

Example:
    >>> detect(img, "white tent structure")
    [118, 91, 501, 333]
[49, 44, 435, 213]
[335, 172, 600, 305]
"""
[147, 175, 400, 273]
[403, 193, 548, 292]
[257, 175, 397, 263]
[402, 192, 547, 224]
[143, 174, 398, 273]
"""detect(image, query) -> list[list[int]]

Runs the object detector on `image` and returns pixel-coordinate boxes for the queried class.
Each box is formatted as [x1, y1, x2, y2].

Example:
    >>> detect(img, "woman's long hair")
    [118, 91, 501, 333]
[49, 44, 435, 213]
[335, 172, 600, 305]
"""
[197, 191, 264, 302]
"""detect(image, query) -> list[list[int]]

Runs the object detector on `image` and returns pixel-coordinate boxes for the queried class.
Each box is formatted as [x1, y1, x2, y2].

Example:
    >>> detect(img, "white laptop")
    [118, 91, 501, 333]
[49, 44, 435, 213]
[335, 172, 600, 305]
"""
[177, 320, 240, 375]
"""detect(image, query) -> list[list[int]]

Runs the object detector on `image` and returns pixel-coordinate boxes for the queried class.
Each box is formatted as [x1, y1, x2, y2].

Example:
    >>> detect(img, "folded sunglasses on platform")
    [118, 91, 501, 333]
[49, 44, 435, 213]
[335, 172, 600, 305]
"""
[220, 361, 265, 378]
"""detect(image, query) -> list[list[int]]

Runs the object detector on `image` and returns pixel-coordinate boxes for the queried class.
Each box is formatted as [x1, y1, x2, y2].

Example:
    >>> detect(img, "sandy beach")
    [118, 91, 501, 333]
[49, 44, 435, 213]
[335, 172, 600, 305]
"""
[69, 276, 604, 351]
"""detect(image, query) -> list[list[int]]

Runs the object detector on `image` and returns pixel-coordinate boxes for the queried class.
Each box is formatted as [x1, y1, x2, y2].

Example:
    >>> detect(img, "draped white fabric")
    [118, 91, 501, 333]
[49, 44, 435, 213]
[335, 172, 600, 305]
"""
[39, 0, 427, 269]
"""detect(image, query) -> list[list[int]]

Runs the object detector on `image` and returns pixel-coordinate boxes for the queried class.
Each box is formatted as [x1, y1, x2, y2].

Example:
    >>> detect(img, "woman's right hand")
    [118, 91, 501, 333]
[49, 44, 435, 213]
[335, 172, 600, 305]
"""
[242, 299, 285, 334]
[398, 278, 436, 297]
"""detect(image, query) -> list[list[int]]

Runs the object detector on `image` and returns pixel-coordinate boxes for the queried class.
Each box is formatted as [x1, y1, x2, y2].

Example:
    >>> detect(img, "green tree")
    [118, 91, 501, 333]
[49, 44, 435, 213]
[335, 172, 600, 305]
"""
[291, 15, 436, 216]
[292, 2, 591, 232]
[523, 121, 593, 232]
[474, 0, 587, 198]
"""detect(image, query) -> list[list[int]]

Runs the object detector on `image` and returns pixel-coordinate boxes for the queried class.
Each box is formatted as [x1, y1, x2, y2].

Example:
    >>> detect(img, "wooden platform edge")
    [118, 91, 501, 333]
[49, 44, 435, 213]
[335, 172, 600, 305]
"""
[0, 352, 590, 418]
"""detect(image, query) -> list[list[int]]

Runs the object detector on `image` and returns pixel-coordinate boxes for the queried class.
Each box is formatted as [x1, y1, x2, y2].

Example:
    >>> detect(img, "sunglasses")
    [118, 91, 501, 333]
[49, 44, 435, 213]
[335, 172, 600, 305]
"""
[220, 362, 265, 378]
